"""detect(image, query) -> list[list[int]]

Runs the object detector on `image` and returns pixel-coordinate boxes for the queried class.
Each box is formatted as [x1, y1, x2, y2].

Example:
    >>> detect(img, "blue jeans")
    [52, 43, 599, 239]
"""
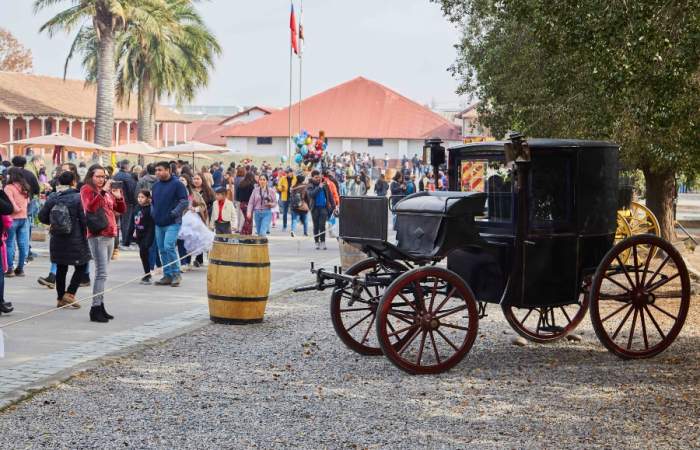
[254, 209, 272, 236]
[6, 218, 29, 271]
[155, 224, 181, 278]
[280, 200, 291, 230]
[291, 210, 308, 235]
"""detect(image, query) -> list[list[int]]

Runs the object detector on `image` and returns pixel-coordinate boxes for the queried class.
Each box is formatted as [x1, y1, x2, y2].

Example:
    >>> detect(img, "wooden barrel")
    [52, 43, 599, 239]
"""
[207, 234, 271, 324]
[339, 239, 366, 271]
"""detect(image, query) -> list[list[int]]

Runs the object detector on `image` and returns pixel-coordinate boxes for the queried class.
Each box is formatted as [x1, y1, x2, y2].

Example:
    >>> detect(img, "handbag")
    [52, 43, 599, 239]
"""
[86, 208, 108, 234]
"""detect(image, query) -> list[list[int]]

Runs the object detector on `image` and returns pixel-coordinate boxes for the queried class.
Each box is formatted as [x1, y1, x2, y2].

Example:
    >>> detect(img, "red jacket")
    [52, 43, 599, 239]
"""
[80, 184, 126, 238]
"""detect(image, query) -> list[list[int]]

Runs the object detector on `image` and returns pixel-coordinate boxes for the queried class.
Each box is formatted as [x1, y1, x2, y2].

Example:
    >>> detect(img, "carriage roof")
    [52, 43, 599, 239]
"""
[449, 138, 618, 154]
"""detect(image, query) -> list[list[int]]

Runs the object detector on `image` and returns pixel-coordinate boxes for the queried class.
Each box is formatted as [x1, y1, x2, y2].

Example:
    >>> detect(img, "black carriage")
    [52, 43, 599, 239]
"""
[296, 135, 691, 374]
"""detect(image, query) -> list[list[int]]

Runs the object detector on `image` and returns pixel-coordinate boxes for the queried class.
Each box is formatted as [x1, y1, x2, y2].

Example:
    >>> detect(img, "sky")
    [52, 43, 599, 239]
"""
[1, 0, 466, 110]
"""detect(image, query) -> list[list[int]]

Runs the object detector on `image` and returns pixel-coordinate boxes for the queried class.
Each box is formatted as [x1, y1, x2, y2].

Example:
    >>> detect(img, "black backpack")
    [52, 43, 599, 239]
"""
[290, 190, 303, 210]
[49, 196, 72, 236]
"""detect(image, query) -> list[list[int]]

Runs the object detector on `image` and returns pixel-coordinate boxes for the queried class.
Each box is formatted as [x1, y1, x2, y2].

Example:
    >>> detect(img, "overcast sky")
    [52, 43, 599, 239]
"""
[2, 0, 466, 109]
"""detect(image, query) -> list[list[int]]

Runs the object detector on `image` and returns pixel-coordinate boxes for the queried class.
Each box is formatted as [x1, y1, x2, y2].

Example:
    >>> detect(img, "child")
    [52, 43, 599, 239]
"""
[209, 186, 237, 235]
[133, 190, 155, 284]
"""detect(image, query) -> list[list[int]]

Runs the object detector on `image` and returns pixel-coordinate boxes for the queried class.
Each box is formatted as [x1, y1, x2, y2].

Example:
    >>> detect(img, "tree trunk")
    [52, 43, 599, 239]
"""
[643, 167, 676, 241]
[94, 28, 116, 147]
[137, 75, 155, 145]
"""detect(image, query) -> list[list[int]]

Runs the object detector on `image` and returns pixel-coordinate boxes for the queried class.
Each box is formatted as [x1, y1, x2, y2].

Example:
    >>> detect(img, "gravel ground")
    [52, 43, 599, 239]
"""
[0, 288, 699, 449]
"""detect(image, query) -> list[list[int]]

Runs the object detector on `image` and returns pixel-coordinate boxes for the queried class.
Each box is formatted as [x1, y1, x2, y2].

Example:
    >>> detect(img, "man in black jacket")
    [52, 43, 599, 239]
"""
[307, 170, 336, 250]
[113, 160, 137, 248]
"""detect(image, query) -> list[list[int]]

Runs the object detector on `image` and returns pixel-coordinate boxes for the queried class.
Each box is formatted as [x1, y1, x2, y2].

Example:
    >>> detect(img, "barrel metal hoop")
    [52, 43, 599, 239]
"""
[209, 259, 271, 268]
[214, 236, 269, 245]
[208, 293, 269, 302]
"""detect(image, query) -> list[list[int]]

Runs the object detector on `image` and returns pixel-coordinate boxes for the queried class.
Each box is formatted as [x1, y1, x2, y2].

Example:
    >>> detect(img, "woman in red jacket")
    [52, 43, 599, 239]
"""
[80, 165, 126, 323]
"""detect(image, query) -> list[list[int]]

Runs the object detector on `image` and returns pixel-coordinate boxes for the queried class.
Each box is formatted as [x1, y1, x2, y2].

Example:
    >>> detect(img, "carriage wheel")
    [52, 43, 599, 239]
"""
[330, 258, 407, 355]
[375, 267, 479, 374]
[589, 235, 690, 359]
[628, 201, 661, 236]
[501, 293, 589, 343]
[615, 212, 634, 264]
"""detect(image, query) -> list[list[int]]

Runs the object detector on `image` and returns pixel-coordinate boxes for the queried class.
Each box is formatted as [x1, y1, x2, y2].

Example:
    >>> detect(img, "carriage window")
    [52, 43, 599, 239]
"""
[460, 159, 513, 223]
[529, 155, 573, 229]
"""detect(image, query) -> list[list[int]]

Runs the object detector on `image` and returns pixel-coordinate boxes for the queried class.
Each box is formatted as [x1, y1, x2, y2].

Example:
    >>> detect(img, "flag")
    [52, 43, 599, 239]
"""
[290, 4, 298, 55]
[298, 3, 304, 55]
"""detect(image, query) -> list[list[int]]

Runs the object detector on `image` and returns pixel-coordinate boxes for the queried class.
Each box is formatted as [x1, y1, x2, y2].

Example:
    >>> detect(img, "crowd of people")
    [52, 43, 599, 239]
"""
[0, 151, 444, 324]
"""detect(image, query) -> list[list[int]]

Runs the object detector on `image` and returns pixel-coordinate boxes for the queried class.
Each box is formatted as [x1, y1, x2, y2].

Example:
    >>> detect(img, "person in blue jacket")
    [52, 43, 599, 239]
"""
[151, 161, 189, 287]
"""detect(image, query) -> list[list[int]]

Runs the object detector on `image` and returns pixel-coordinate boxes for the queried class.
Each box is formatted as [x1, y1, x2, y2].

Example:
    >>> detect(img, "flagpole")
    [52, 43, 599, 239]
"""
[298, 0, 303, 134]
[288, 34, 293, 163]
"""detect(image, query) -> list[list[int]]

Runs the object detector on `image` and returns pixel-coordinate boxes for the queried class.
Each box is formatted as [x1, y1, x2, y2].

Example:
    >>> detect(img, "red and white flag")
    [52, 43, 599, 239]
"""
[290, 3, 298, 55]
[298, 3, 304, 55]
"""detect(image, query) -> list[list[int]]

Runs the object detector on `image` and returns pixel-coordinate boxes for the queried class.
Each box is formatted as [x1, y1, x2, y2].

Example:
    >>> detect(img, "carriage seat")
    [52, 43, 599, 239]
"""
[394, 191, 486, 259]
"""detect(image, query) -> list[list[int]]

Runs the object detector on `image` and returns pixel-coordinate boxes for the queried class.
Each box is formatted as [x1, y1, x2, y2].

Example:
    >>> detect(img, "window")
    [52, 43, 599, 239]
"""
[45, 121, 53, 134]
[256, 137, 272, 145]
[460, 159, 513, 223]
[13, 129, 22, 140]
[368, 138, 383, 147]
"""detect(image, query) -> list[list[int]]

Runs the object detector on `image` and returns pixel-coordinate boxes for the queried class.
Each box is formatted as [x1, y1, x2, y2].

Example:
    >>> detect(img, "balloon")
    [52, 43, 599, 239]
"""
[305, 137, 312, 145]
[301, 146, 308, 156]
[294, 153, 303, 164]
[322, 142, 328, 150]
[280, 155, 287, 163]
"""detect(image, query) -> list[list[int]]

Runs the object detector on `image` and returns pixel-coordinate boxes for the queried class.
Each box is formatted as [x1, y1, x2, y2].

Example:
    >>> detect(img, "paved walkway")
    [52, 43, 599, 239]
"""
[0, 226, 340, 407]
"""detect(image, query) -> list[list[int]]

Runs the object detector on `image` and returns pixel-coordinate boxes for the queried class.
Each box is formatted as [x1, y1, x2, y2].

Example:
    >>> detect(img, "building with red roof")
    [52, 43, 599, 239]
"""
[220, 77, 463, 158]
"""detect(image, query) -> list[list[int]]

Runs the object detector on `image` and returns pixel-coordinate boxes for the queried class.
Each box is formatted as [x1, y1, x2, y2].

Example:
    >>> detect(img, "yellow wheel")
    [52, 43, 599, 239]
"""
[627, 201, 660, 236]
[615, 213, 633, 264]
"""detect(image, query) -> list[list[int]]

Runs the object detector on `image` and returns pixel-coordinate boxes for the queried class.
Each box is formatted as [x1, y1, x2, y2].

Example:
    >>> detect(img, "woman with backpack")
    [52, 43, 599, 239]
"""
[289, 175, 310, 237]
[39, 171, 90, 309]
[80, 164, 126, 323]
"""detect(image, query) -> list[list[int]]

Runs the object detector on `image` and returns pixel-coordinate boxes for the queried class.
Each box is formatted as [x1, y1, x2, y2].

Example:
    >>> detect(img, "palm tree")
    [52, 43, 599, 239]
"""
[35, 0, 161, 146]
[63, 0, 221, 144]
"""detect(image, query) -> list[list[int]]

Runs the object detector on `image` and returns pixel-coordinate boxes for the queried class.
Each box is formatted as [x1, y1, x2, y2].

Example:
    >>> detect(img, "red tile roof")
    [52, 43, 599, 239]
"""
[218, 106, 276, 125]
[221, 77, 461, 140]
[0, 71, 186, 122]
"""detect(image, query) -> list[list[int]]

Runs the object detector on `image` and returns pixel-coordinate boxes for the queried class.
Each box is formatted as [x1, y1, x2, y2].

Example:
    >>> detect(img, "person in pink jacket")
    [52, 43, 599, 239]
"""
[3, 168, 30, 277]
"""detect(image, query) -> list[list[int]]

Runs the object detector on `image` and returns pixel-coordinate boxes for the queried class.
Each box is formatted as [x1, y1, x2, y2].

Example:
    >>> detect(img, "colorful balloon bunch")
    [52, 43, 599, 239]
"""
[292, 129, 327, 166]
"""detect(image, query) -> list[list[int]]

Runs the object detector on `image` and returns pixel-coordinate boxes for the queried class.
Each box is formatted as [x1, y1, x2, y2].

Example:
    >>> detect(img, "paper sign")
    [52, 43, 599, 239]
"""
[0, 330, 4, 358]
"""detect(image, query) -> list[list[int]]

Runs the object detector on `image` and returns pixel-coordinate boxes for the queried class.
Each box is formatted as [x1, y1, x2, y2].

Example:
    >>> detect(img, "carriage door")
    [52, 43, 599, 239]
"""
[521, 152, 579, 307]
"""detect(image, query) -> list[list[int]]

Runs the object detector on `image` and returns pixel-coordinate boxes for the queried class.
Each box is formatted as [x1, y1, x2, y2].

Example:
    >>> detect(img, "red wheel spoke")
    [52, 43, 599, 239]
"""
[646, 272, 680, 293]
[649, 303, 677, 321]
[603, 275, 632, 293]
[346, 311, 374, 332]
[397, 292, 419, 313]
[434, 304, 468, 320]
[397, 328, 421, 355]
[359, 313, 376, 345]
[440, 323, 470, 331]
[626, 308, 638, 350]
[639, 244, 654, 287]
[615, 256, 637, 290]
[387, 310, 415, 325]
[428, 279, 438, 313]
[435, 328, 460, 351]
[415, 331, 427, 365]
[434, 287, 458, 314]
[639, 306, 650, 350]
[611, 305, 635, 340]
[645, 255, 671, 289]
[387, 323, 419, 338]
[643, 304, 666, 340]
[632, 244, 640, 285]
[428, 330, 441, 364]
[339, 307, 372, 313]
[601, 303, 632, 323]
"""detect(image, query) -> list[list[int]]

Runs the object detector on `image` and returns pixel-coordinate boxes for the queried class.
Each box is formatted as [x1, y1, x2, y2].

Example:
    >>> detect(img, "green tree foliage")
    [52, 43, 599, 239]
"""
[64, 0, 221, 144]
[434, 0, 700, 238]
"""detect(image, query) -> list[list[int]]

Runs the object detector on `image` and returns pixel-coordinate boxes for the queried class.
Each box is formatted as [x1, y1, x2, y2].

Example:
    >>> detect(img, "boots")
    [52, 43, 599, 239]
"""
[38, 273, 56, 289]
[57, 293, 81, 309]
[90, 305, 109, 323]
[100, 304, 114, 320]
[0, 301, 14, 314]
[111, 247, 119, 260]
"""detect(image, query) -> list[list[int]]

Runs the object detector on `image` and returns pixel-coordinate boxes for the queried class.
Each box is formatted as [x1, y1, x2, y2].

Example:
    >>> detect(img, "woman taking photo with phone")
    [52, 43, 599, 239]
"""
[246, 174, 277, 236]
[80, 164, 126, 323]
